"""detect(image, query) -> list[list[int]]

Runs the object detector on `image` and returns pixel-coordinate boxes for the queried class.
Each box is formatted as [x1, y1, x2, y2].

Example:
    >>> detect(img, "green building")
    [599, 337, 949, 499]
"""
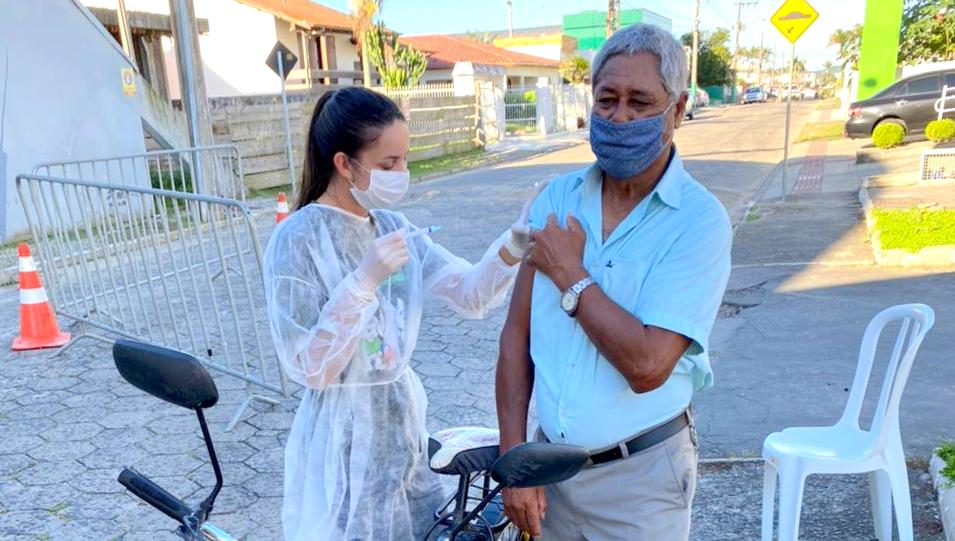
[562, 9, 672, 55]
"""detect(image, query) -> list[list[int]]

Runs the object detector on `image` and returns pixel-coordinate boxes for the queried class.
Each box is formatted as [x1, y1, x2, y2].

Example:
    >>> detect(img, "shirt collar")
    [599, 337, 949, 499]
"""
[652, 147, 685, 210]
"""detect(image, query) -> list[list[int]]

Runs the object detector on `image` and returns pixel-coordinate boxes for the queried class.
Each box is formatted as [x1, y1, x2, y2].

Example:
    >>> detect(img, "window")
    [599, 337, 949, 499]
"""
[945, 72, 955, 88]
[905, 75, 940, 95]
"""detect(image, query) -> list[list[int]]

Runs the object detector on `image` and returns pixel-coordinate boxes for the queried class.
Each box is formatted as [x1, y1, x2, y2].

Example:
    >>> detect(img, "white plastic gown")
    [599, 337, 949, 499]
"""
[263, 203, 518, 541]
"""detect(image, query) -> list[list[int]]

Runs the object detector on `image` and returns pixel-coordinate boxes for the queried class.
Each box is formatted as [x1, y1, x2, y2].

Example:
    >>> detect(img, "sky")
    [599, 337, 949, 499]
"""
[320, 0, 869, 71]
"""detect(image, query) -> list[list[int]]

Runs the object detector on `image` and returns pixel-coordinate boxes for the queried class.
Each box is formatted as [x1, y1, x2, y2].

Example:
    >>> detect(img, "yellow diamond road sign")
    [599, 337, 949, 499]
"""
[771, 0, 819, 44]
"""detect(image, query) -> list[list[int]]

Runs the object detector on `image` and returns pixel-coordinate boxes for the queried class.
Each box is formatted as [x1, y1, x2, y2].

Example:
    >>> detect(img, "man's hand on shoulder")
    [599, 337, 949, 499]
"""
[527, 213, 587, 292]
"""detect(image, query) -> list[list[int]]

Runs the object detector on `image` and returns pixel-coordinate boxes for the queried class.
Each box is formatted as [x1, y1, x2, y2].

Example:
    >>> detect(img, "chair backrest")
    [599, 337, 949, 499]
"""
[838, 304, 935, 450]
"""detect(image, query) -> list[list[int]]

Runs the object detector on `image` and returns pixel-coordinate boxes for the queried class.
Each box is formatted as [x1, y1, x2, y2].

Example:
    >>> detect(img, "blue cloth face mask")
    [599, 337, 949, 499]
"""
[589, 102, 674, 179]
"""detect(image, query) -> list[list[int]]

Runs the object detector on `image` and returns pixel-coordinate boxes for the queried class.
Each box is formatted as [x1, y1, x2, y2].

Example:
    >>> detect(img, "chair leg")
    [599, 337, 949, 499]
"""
[869, 469, 893, 541]
[776, 466, 806, 541]
[762, 462, 777, 541]
[888, 461, 913, 541]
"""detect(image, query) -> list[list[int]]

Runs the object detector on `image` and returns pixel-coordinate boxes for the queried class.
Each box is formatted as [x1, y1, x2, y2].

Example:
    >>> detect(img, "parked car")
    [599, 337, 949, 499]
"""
[695, 88, 710, 108]
[845, 69, 955, 139]
[743, 86, 767, 104]
[801, 88, 818, 100]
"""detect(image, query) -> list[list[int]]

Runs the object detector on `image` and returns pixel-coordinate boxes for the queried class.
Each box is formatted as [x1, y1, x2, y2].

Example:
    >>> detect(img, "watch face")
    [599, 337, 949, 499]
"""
[561, 291, 576, 313]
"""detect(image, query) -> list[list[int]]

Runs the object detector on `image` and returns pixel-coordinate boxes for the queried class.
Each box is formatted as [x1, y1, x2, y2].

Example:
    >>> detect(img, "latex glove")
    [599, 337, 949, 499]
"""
[503, 180, 550, 259]
[351, 229, 408, 298]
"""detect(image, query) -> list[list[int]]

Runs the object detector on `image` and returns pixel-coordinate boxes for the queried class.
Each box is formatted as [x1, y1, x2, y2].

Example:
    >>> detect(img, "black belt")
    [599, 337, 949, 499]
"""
[587, 411, 690, 466]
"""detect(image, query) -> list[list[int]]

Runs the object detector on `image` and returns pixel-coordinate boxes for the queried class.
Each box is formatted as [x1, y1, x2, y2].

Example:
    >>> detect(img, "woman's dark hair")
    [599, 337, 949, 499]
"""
[295, 87, 405, 210]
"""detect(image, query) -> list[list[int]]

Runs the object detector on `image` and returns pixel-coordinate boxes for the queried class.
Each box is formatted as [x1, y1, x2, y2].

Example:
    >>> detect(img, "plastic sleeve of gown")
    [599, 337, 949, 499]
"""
[268, 271, 379, 390]
[419, 230, 519, 320]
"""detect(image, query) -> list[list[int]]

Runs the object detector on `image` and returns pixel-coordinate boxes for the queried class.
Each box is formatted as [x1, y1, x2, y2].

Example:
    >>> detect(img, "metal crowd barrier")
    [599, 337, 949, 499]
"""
[33, 145, 253, 282]
[32, 144, 247, 201]
[919, 148, 955, 183]
[16, 173, 288, 430]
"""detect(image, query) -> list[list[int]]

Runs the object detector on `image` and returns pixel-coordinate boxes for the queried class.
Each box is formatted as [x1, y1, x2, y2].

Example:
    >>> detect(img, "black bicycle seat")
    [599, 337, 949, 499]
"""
[428, 427, 500, 476]
[491, 442, 589, 488]
[113, 339, 218, 410]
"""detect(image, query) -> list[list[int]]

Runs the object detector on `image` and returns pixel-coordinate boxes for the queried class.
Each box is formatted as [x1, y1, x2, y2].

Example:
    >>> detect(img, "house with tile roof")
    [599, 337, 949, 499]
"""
[399, 34, 561, 89]
[81, 0, 368, 97]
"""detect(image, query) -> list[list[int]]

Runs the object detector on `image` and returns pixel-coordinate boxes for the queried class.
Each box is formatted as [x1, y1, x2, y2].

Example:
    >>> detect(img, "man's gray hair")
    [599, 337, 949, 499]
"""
[591, 23, 688, 102]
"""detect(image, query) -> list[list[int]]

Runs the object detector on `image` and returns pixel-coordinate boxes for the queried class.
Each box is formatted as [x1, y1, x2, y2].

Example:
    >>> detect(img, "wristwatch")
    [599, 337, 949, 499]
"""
[561, 276, 595, 317]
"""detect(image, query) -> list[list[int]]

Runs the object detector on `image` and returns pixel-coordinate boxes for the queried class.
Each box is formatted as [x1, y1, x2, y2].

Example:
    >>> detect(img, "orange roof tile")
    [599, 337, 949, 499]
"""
[236, 0, 355, 32]
[399, 34, 560, 70]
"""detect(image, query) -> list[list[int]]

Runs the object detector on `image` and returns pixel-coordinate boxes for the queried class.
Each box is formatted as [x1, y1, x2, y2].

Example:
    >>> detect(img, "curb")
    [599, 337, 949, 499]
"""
[930, 451, 955, 541]
[858, 178, 955, 267]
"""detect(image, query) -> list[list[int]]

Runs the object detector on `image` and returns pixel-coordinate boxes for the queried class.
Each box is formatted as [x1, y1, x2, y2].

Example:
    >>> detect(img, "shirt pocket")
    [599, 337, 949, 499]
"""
[600, 257, 649, 315]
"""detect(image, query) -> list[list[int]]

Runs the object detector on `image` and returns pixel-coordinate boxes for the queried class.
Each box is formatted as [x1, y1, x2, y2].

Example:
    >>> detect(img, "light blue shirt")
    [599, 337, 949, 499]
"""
[528, 150, 732, 450]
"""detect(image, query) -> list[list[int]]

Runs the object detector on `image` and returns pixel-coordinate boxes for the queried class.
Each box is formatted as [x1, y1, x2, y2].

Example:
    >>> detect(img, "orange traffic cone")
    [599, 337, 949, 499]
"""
[12, 243, 70, 351]
[275, 192, 289, 223]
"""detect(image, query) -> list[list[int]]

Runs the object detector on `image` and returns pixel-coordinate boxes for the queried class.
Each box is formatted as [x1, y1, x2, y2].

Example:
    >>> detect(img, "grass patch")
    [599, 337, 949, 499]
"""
[938, 441, 955, 487]
[408, 149, 487, 181]
[247, 184, 288, 201]
[796, 120, 844, 142]
[873, 208, 955, 252]
[746, 205, 763, 222]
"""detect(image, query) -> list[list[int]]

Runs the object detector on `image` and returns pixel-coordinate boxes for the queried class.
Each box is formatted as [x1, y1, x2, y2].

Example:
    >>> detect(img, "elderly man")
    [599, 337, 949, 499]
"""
[496, 23, 732, 541]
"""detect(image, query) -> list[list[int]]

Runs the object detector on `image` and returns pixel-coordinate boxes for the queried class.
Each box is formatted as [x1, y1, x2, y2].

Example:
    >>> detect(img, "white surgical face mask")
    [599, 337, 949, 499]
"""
[348, 159, 410, 209]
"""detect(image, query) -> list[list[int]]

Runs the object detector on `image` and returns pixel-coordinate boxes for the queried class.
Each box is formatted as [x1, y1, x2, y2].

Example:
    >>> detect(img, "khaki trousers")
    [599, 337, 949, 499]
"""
[538, 426, 698, 541]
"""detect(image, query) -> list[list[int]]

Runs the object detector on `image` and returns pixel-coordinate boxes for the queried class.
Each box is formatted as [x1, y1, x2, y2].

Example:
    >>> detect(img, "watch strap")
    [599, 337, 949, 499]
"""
[568, 276, 595, 297]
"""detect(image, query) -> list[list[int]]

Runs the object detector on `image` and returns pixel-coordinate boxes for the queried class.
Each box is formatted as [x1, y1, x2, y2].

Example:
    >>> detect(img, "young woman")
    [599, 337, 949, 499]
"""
[263, 86, 532, 540]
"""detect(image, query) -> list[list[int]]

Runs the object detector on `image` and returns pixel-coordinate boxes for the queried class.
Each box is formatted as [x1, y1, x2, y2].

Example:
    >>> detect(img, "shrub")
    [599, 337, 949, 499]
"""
[150, 168, 193, 192]
[938, 441, 955, 487]
[926, 118, 955, 143]
[872, 122, 905, 149]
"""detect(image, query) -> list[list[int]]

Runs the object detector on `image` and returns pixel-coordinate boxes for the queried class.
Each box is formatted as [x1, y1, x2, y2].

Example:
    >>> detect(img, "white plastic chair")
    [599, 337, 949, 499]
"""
[761, 303, 935, 541]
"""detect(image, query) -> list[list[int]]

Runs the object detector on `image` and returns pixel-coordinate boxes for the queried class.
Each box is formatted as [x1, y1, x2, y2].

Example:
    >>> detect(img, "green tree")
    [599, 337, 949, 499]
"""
[365, 22, 427, 88]
[820, 60, 837, 89]
[829, 25, 862, 70]
[560, 56, 590, 84]
[681, 28, 734, 87]
[899, 0, 955, 63]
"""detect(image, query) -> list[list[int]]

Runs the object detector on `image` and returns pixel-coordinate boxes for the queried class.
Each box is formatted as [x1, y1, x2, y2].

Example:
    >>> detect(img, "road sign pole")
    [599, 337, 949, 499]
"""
[782, 42, 794, 202]
[770, 0, 818, 202]
[277, 51, 296, 199]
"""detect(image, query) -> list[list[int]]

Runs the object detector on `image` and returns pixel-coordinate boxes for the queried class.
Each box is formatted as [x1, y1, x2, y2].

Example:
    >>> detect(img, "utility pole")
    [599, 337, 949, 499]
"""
[169, 0, 213, 194]
[506, 0, 513, 38]
[606, 0, 619, 38]
[733, 1, 758, 72]
[756, 31, 764, 89]
[782, 42, 795, 202]
[691, 0, 700, 106]
[770, 43, 777, 98]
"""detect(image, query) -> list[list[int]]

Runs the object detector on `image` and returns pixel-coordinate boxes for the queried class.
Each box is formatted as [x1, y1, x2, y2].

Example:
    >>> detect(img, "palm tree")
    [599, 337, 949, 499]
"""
[560, 56, 590, 84]
[350, 0, 380, 87]
[829, 24, 862, 70]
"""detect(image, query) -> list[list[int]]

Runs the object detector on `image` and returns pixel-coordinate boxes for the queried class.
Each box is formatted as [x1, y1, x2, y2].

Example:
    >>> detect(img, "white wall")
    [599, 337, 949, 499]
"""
[505, 66, 561, 88]
[1, 0, 148, 241]
[334, 35, 360, 75]
[84, 0, 362, 97]
[421, 69, 454, 85]
[163, 0, 281, 98]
